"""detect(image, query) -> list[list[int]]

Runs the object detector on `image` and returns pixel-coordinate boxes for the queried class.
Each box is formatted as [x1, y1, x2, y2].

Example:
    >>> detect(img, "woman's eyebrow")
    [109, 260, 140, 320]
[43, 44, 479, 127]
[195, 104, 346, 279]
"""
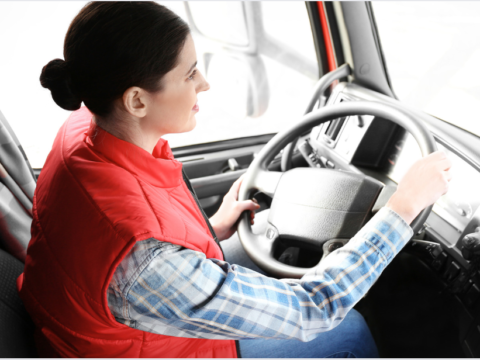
[185, 61, 197, 76]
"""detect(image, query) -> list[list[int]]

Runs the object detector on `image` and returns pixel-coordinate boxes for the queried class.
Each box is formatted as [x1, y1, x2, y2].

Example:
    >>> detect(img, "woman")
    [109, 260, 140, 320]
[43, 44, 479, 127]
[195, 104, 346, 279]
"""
[18, 2, 452, 358]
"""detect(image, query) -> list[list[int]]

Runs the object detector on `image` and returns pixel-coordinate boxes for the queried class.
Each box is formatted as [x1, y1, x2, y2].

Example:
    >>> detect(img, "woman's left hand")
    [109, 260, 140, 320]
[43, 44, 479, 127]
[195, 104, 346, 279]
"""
[209, 174, 261, 241]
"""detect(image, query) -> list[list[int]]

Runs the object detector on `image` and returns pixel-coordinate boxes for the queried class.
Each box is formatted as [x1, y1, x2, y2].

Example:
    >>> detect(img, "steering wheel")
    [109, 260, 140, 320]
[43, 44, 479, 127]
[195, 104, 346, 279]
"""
[237, 100, 437, 279]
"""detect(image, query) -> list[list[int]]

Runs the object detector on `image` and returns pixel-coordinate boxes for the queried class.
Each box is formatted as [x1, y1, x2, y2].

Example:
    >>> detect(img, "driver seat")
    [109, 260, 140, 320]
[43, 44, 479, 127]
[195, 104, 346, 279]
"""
[0, 110, 37, 357]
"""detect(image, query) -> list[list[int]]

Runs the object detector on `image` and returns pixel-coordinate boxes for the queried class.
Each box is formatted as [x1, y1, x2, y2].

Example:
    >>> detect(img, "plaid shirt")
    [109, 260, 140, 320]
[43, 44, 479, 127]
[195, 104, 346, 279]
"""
[108, 207, 412, 341]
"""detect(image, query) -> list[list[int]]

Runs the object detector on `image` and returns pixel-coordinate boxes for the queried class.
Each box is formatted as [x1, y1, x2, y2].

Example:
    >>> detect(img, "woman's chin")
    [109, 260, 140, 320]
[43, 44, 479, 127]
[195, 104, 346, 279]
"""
[167, 116, 197, 135]
[184, 117, 197, 132]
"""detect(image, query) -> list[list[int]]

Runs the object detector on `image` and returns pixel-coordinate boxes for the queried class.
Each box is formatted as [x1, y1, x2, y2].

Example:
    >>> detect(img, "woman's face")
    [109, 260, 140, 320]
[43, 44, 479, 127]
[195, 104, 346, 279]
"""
[144, 34, 210, 137]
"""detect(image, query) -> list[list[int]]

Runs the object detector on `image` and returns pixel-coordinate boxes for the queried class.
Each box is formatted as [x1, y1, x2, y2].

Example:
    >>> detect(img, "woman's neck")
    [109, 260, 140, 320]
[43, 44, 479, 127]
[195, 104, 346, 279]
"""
[93, 115, 160, 155]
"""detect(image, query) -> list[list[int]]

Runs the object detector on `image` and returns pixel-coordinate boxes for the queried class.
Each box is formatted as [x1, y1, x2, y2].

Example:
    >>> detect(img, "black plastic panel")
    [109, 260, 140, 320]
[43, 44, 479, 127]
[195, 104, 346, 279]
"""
[351, 117, 400, 168]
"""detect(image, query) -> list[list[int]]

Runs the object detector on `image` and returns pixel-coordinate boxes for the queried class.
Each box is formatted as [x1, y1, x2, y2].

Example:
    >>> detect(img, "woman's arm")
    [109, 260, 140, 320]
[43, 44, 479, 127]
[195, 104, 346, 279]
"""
[108, 207, 411, 341]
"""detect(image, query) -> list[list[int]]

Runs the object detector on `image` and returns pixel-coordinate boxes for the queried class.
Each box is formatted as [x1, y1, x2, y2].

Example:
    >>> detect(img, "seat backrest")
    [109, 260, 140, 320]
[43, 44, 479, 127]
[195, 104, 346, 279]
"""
[0, 248, 36, 357]
[0, 110, 36, 263]
[0, 110, 37, 356]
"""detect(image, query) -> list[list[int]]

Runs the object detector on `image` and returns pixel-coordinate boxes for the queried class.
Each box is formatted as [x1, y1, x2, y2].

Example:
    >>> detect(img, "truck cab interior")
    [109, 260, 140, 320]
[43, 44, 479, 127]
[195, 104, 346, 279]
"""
[0, 1, 480, 357]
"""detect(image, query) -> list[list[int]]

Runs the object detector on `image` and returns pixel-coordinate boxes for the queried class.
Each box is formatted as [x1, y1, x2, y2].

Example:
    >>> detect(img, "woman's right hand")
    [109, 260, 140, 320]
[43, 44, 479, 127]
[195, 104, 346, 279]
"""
[386, 150, 453, 224]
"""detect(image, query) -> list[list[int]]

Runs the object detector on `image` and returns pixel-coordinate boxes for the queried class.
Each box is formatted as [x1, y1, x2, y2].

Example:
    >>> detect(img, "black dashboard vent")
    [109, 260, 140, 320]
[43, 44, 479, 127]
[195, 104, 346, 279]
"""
[325, 117, 346, 141]
[321, 99, 346, 144]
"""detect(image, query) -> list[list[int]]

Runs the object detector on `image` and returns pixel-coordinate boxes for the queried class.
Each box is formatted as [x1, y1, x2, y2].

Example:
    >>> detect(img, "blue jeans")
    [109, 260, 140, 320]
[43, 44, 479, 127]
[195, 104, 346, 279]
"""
[221, 217, 379, 358]
[236, 310, 378, 358]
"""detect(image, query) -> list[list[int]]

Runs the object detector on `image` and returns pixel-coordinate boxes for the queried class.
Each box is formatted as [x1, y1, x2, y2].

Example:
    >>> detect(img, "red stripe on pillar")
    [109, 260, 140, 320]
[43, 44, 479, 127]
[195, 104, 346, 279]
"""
[317, 2, 336, 71]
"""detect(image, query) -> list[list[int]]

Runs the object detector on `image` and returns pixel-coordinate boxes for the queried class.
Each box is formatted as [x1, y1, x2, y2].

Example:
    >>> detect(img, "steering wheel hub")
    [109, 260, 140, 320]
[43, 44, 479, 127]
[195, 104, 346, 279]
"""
[267, 168, 383, 247]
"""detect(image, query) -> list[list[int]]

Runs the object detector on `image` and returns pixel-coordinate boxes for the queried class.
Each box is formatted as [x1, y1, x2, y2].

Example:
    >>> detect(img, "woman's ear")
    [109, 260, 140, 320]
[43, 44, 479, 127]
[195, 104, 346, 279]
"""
[122, 87, 148, 118]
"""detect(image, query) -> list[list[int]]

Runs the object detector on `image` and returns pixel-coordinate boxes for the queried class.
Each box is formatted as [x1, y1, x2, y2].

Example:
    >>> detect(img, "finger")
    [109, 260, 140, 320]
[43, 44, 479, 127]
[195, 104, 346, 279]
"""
[229, 174, 246, 199]
[441, 157, 453, 172]
[237, 200, 261, 212]
[444, 169, 453, 182]
[429, 150, 447, 160]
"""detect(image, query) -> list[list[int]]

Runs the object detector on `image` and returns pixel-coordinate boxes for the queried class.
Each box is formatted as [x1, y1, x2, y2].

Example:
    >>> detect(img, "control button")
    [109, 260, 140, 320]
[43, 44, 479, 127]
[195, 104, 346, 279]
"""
[432, 252, 448, 271]
[457, 208, 467, 217]
[308, 153, 318, 164]
[465, 283, 480, 308]
[444, 261, 461, 281]
[326, 160, 335, 168]
[266, 228, 276, 240]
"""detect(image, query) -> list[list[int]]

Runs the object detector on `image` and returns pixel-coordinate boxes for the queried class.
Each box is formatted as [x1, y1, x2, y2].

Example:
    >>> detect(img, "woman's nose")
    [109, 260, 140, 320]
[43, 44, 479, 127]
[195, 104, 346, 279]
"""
[202, 80, 210, 92]
[197, 72, 210, 93]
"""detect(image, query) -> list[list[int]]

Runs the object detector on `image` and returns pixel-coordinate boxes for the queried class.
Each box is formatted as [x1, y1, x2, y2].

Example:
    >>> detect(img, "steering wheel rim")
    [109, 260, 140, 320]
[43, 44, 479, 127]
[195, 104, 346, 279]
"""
[238, 100, 437, 278]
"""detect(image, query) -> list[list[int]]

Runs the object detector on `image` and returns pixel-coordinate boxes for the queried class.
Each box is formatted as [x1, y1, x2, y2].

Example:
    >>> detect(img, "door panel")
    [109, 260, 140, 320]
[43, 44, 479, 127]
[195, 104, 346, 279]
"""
[179, 142, 281, 217]
[180, 144, 263, 216]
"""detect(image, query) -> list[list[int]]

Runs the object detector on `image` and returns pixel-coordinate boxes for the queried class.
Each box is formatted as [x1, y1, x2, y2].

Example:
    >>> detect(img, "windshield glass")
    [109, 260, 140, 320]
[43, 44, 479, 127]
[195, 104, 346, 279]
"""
[373, 1, 480, 137]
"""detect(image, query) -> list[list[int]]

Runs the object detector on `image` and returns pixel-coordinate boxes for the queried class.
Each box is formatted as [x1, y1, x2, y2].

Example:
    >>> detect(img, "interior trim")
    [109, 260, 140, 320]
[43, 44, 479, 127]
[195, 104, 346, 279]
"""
[306, 2, 329, 76]
[170, 134, 275, 158]
[340, 2, 394, 97]
[332, 2, 354, 74]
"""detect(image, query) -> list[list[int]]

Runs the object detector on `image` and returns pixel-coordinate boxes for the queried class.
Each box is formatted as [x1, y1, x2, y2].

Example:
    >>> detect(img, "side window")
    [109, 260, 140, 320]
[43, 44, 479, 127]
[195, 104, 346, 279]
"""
[163, 2, 319, 149]
[0, 1, 319, 168]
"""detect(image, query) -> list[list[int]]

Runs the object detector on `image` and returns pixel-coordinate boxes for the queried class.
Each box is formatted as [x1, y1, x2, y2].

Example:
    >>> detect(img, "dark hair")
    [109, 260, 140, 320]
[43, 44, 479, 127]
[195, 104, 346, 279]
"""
[40, 2, 190, 117]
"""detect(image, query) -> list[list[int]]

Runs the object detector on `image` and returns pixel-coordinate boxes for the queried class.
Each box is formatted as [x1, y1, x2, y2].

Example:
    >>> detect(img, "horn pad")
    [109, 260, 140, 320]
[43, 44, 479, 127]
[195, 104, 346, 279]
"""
[267, 168, 384, 248]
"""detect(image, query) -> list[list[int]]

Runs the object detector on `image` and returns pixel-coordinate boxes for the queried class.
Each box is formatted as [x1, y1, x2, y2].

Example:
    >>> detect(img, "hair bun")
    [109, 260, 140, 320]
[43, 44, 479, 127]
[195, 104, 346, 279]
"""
[40, 59, 82, 111]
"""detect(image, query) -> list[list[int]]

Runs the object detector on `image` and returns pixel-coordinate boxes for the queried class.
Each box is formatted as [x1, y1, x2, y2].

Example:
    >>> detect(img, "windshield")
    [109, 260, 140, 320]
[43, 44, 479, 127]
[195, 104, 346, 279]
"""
[373, 1, 480, 137]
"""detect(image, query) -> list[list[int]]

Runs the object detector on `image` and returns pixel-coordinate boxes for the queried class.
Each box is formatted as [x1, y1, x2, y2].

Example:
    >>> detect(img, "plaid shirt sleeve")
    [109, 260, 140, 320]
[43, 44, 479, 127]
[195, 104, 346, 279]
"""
[108, 207, 413, 341]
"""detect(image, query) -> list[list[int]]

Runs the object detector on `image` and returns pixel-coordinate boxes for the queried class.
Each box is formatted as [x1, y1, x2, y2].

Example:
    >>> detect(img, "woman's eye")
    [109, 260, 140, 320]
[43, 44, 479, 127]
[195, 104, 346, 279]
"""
[188, 69, 197, 80]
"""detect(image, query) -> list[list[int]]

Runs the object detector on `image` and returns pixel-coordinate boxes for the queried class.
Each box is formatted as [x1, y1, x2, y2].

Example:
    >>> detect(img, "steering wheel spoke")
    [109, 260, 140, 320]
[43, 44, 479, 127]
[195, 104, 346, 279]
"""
[250, 170, 282, 198]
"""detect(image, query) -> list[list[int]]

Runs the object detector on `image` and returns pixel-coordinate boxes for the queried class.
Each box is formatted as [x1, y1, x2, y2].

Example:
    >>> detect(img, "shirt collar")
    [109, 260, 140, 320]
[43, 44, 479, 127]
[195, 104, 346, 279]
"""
[85, 121, 183, 188]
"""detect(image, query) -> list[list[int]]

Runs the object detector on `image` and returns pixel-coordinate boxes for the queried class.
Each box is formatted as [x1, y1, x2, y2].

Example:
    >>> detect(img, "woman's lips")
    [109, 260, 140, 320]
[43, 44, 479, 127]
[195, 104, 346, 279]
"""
[192, 103, 199, 112]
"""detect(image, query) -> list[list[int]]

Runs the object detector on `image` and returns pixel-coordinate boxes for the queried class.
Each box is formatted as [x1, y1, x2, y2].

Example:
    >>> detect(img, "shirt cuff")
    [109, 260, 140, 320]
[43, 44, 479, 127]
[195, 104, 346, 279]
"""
[355, 207, 414, 263]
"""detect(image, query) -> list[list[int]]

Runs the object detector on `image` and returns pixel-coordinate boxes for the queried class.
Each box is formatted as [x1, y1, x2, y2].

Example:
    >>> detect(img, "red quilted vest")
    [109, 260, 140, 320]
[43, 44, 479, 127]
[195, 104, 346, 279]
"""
[17, 107, 237, 358]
